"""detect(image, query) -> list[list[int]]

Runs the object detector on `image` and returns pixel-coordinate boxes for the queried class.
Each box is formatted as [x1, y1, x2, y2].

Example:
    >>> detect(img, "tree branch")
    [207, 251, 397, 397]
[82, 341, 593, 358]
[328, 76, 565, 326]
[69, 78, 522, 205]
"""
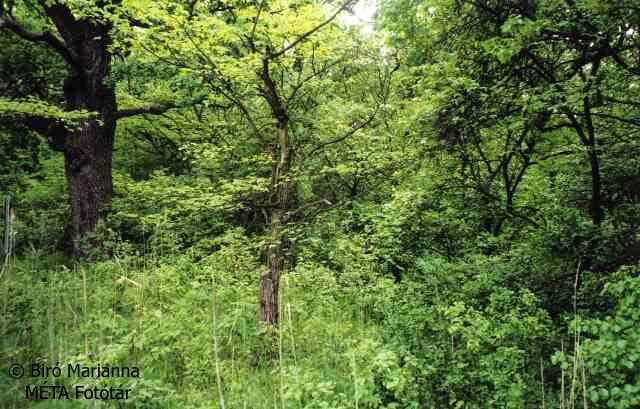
[114, 103, 176, 120]
[611, 52, 640, 76]
[591, 112, 640, 128]
[267, 0, 356, 60]
[305, 106, 379, 158]
[0, 16, 82, 72]
[249, 0, 266, 52]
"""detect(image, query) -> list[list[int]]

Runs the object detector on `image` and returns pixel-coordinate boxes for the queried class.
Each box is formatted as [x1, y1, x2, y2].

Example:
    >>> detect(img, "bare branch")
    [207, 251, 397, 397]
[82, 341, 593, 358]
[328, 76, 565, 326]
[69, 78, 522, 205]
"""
[0, 16, 82, 72]
[305, 106, 379, 158]
[249, 0, 266, 51]
[611, 52, 640, 76]
[591, 112, 640, 128]
[267, 0, 356, 60]
[603, 96, 640, 108]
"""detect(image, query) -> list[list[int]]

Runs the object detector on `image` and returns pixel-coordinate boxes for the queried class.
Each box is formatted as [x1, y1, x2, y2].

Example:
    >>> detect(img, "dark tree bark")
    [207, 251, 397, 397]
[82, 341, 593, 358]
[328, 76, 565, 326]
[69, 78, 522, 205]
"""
[1, 3, 173, 256]
[587, 145, 604, 225]
[50, 5, 117, 255]
[259, 102, 292, 325]
[63, 116, 116, 255]
[581, 63, 604, 226]
[1, 4, 115, 255]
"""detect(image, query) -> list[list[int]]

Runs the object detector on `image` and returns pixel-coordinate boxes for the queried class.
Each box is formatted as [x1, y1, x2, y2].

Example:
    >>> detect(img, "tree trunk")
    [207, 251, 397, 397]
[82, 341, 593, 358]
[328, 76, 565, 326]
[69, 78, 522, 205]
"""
[47, 5, 117, 256]
[582, 72, 604, 226]
[587, 145, 604, 225]
[260, 209, 282, 325]
[64, 115, 115, 256]
[259, 125, 292, 325]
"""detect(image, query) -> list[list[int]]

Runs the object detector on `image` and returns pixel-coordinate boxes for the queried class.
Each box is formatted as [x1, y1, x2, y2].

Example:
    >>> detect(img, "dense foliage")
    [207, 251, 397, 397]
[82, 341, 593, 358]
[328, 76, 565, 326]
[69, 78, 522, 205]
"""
[1, 0, 639, 408]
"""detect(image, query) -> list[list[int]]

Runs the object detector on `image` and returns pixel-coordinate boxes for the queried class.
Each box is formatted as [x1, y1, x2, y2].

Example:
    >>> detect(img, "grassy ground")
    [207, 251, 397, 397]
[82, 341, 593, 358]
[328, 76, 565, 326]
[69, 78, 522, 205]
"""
[1, 249, 387, 409]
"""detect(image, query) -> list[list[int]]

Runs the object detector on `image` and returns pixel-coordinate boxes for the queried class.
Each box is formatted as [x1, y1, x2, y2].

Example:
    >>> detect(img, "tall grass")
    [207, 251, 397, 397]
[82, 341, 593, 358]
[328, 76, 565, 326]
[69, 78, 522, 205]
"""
[1, 237, 379, 408]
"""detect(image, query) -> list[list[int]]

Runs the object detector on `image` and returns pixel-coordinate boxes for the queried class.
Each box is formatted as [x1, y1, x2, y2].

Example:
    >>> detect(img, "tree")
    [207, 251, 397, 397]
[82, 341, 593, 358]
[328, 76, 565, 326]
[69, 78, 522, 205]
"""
[142, 0, 395, 324]
[380, 0, 640, 227]
[0, 0, 176, 256]
[0, 28, 64, 192]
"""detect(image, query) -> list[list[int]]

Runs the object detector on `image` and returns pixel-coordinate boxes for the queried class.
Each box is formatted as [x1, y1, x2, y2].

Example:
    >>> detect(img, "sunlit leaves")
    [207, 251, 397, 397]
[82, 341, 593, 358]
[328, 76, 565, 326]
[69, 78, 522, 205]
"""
[0, 97, 96, 127]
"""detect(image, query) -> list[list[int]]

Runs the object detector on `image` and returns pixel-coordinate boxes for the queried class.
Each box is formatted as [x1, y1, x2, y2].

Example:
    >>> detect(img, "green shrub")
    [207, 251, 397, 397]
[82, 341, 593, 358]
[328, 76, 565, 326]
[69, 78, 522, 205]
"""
[379, 257, 552, 408]
[580, 273, 640, 409]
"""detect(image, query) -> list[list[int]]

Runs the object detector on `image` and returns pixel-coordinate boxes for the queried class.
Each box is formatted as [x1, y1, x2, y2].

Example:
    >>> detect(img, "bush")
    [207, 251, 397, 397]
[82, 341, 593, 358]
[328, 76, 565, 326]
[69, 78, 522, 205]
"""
[379, 256, 553, 408]
[580, 272, 640, 409]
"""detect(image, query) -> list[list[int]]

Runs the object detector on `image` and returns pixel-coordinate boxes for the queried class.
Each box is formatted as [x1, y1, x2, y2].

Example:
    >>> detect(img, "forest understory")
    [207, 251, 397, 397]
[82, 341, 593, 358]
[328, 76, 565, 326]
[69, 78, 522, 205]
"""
[1, 0, 639, 408]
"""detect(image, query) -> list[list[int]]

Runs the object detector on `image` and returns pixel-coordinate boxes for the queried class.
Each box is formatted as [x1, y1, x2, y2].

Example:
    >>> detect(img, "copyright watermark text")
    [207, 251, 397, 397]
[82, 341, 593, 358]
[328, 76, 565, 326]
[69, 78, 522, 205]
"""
[7, 362, 139, 401]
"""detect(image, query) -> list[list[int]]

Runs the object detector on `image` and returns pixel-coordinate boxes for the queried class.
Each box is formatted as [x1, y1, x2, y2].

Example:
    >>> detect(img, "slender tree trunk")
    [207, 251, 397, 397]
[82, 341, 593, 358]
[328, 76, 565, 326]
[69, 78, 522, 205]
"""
[586, 144, 604, 225]
[260, 210, 282, 324]
[582, 71, 604, 226]
[3, 195, 11, 265]
[564, 74, 605, 227]
[260, 125, 292, 325]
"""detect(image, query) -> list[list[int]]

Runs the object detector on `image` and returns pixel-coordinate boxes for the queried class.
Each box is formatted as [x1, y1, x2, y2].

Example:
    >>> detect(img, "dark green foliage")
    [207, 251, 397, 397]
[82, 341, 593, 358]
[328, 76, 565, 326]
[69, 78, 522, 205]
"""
[2, 0, 640, 407]
[378, 256, 553, 408]
[0, 28, 65, 193]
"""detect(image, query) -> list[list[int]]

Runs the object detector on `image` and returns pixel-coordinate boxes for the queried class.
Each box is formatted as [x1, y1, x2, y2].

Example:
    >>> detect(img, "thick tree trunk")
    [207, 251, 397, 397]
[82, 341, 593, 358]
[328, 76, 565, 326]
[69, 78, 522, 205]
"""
[260, 126, 292, 325]
[64, 116, 115, 256]
[47, 5, 117, 256]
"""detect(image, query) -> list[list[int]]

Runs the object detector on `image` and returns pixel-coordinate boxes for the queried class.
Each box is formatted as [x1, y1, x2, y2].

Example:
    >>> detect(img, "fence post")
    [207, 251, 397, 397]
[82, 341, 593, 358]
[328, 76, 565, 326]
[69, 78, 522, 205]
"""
[3, 195, 11, 264]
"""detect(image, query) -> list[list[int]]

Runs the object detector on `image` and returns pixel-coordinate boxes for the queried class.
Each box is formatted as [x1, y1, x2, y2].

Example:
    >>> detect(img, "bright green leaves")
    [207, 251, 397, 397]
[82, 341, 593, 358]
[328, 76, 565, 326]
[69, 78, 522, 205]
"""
[0, 97, 96, 128]
[133, 0, 350, 89]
